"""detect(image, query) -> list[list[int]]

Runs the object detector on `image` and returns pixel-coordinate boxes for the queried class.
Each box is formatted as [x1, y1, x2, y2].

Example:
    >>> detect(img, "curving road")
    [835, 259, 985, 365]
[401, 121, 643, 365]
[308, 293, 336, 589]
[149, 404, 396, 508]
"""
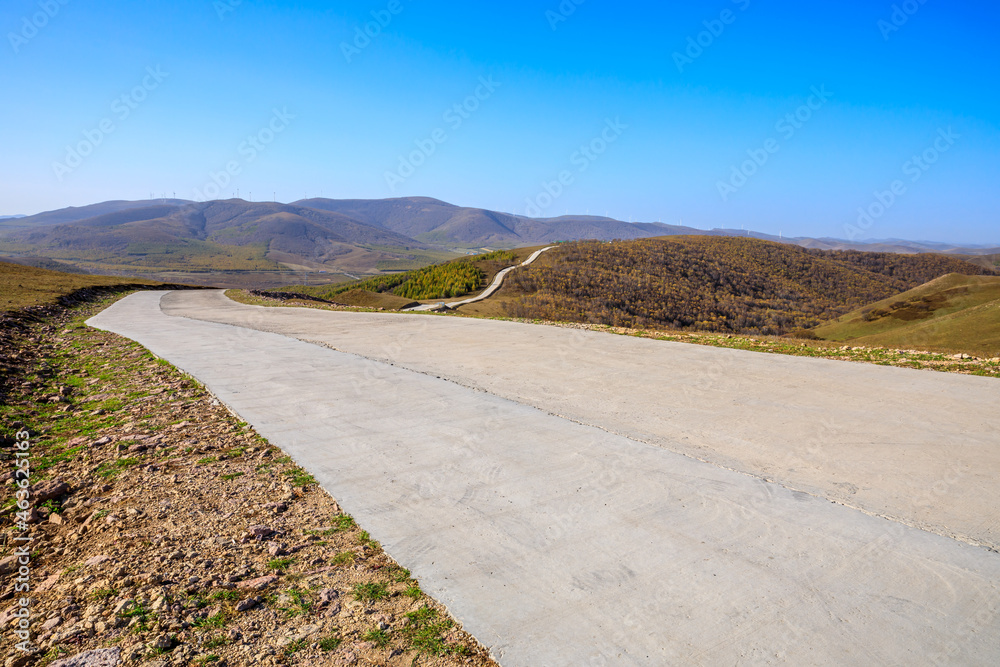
[405, 246, 555, 311]
[88, 291, 1000, 666]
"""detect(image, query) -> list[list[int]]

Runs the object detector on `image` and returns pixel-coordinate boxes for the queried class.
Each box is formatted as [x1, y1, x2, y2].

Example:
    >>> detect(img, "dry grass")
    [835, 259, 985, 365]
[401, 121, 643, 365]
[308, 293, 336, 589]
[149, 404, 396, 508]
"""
[810, 273, 1000, 357]
[0, 260, 160, 313]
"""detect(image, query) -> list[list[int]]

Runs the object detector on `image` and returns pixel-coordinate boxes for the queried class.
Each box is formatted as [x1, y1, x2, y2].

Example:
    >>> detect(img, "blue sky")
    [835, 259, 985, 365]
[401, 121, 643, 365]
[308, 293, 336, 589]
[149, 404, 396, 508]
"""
[1, 0, 998, 244]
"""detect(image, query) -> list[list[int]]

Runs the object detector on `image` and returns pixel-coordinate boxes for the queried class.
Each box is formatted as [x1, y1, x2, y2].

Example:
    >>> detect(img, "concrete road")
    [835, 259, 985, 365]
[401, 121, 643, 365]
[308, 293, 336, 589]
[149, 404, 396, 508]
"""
[89, 291, 1000, 666]
[164, 290, 1000, 551]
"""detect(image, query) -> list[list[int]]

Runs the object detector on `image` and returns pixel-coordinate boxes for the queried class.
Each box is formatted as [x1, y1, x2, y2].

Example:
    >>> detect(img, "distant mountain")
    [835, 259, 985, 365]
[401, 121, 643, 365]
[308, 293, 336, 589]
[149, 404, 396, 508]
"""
[677, 229, 1000, 256]
[295, 197, 693, 246]
[2, 197, 996, 283]
[296, 197, 1000, 255]
[0, 215, 25, 221]
[10, 200, 191, 227]
[3, 200, 426, 263]
[781, 236, 1000, 256]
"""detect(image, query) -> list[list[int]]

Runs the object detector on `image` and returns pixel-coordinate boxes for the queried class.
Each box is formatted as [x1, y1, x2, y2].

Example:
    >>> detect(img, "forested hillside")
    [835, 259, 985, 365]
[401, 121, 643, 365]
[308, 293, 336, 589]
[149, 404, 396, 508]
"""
[287, 250, 518, 301]
[501, 237, 995, 335]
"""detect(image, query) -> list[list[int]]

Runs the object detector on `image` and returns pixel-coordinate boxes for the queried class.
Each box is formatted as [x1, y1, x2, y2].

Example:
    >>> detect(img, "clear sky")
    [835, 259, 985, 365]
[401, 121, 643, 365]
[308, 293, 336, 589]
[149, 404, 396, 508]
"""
[1, 0, 998, 244]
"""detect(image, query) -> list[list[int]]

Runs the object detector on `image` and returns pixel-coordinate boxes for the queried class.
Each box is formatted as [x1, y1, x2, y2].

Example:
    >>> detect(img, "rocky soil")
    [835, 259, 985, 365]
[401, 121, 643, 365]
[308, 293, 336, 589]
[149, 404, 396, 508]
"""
[0, 296, 498, 667]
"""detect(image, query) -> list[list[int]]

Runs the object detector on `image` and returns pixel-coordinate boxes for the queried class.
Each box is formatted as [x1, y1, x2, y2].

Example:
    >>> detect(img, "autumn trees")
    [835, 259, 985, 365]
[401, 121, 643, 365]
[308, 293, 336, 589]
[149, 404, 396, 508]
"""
[502, 237, 993, 335]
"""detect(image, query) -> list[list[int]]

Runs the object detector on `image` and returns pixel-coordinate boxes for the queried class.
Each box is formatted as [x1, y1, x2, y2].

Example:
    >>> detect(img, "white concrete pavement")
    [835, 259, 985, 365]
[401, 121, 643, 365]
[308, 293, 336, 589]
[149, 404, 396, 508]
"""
[89, 291, 1000, 666]
[164, 290, 1000, 552]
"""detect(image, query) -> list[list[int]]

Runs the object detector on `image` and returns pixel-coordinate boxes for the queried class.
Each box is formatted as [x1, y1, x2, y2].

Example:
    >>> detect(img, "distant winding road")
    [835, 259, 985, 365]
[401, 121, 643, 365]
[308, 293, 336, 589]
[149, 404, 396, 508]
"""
[405, 245, 555, 311]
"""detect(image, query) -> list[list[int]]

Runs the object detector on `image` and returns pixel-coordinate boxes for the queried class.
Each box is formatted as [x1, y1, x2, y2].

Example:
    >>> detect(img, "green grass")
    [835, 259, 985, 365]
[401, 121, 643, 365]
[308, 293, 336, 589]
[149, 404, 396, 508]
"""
[284, 467, 315, 486]
[33, 445, 87, 475]
[282, 588, 312, 617]
[220, 472, 244, 481]
[187, 594, 209, 609]
[332, 551, 356, 566]
[96, 457, 141, 478]
[363, 628, 391, 648]
[402, 606, 466, 656]
[474, 250, 517, 262]
[92, 587, 118, 601]
[210, 591, 240, 602]
[318, 635, 342, 651]
[119, 603, 153, 633]
[192, 613, 227, 629]
[283, 639, 308, 656]
[267, 557, 295, 572]
[304, 515, 355, 537]
[40, 499, 62, 514]
[352, 582, 389, 602]
[334, 515, 356, 531]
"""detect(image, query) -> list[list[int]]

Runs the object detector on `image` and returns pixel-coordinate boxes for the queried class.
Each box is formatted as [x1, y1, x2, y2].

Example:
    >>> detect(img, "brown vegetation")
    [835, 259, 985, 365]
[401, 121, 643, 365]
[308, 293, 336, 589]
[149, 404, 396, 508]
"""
[501, 237, 995, 335]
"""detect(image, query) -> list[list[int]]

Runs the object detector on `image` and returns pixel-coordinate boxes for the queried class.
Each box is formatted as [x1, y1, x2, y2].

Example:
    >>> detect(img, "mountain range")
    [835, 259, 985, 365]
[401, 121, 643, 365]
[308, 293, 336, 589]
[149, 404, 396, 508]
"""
[1, 197, 997, 284]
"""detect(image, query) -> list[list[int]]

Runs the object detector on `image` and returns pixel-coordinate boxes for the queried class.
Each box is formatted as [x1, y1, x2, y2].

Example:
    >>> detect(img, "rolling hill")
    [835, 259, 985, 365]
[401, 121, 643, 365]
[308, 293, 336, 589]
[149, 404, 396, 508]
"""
[957, 253, 1000, 272]
[6, 199, 192, 227]
[807, 273, 1000, 357]
[0, 200, 430, 276]
[497, 236, 996, 335]
[3, 196, 997, 288]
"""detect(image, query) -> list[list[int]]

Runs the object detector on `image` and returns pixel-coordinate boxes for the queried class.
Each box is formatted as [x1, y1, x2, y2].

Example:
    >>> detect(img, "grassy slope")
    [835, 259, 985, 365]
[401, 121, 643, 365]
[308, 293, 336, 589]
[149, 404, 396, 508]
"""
[0, 260, 161, 312]
[811, 273, 1000, 356]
